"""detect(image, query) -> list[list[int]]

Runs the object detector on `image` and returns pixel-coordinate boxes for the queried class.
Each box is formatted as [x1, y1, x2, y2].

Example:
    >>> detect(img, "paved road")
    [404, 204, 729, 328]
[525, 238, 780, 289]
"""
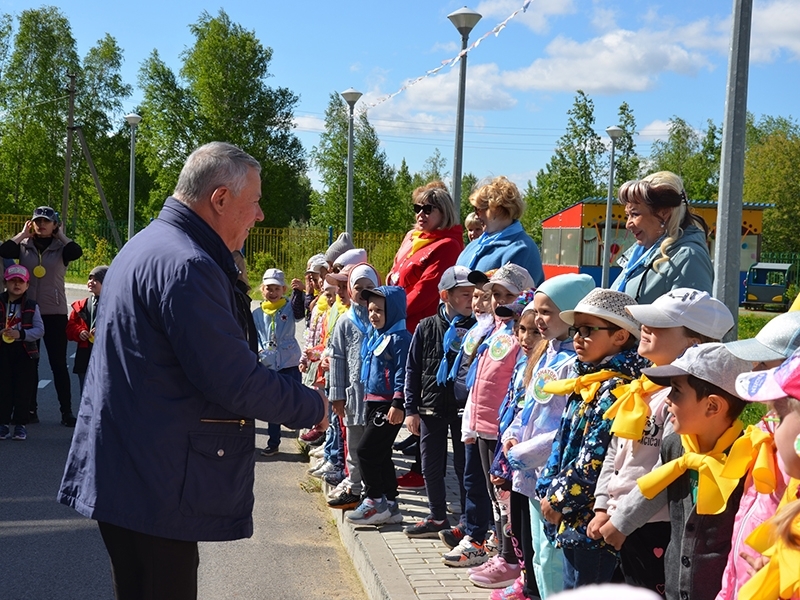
[0, 284, 363, 600]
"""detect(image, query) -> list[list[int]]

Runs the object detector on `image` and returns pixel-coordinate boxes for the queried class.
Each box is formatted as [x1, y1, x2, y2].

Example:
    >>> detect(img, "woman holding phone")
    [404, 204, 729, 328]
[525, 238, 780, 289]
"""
[0, 206, 83, 425]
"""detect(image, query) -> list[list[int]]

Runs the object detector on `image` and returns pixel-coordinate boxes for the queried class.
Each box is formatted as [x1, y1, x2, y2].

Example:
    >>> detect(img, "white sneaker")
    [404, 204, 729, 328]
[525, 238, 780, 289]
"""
[311, 461, 338, 479]
[309, 446, 325, 459]
[327, 480, 348, 500]
[306, 458, 325, 475]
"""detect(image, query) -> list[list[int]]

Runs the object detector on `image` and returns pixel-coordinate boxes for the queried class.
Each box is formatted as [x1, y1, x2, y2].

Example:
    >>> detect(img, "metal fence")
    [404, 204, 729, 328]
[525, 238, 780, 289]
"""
[761, 251, 800, 273]
[0, 213, 406, 280]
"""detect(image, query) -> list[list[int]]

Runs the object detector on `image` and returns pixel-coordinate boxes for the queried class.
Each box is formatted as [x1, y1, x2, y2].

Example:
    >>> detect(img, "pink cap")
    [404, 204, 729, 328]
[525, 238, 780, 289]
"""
[4, 264, 29, 282]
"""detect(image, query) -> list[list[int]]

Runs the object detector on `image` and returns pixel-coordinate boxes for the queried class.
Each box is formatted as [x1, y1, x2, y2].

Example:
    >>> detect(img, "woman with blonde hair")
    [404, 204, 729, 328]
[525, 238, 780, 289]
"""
[456, 176, 544, 285]
[611, 171, 712, 304]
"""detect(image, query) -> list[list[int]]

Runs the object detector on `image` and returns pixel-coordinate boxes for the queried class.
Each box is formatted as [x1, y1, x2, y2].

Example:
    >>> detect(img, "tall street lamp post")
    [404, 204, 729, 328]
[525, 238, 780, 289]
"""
[602, 125, 624, 288]
[125, 113, 142, 242]
[341, 88, 362, 238]
[448, 7, 481, 215]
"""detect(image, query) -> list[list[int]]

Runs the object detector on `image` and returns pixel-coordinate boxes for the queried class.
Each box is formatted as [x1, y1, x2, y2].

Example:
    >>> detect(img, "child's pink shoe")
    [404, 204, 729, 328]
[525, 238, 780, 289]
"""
[467, 554, 500, 576]
[489, 574, 527, 600]
[468, 556, 520, 589]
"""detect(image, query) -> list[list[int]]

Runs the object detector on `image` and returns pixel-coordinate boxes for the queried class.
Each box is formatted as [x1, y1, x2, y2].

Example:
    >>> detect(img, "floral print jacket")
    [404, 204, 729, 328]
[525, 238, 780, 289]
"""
[535, 347, 650, 550]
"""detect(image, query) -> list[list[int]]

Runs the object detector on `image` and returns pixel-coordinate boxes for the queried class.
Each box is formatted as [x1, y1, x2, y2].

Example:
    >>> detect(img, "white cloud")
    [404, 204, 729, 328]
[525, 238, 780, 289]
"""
[638, 120, 672, 144]
[293, 115, 325, 133]
[501, 28, 713, 94]
[430, 41, 459, 54]
[590, 2, 617, 32]
[750, 0, 800, 62]
[475, 0, 576, 34]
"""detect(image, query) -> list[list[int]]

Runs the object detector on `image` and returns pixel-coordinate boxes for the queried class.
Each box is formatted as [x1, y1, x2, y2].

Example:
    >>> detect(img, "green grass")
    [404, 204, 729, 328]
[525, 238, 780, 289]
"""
[736, 311, 776, 426]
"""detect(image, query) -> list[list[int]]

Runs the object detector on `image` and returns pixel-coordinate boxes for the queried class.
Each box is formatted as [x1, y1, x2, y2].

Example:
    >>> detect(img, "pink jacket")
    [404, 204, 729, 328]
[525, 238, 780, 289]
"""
[714, 422, 790, 600]
[462, 318, 519, 440]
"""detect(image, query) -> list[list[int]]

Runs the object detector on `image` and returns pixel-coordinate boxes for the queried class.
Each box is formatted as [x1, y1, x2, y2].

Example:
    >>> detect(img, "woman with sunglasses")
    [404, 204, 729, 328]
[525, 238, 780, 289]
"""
[386, 182, 463, 333]
[0, 206, 83, 426]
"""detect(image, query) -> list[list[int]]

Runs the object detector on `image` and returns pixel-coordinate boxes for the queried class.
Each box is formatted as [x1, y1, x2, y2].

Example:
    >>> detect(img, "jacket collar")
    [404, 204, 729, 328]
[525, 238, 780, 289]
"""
[158, 197, 238, 286]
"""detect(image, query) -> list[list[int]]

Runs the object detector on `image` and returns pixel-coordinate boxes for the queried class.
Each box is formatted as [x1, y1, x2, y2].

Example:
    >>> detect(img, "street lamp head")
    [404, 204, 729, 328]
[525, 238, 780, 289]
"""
[448, 7, 482, 37]
[341, 88, 363, 109]
[606, 125, 624, 140]
[125, 113, 142, 127]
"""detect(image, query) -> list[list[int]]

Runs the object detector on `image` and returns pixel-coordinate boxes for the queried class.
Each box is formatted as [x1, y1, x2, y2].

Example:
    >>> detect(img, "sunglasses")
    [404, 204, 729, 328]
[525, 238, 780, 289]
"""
[33, 206, 57, 220]
[413, 204, 436, 215]
[568, 325, 620, 339]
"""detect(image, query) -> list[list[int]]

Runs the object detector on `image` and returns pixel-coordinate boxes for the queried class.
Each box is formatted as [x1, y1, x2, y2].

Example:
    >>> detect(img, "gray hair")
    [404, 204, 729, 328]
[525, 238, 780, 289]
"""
[173, 142, 261, 205]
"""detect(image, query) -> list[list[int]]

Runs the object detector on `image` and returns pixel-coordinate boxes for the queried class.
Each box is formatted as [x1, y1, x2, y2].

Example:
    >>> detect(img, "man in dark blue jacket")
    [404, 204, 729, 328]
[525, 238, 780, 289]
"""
[58, 142, 326, 600]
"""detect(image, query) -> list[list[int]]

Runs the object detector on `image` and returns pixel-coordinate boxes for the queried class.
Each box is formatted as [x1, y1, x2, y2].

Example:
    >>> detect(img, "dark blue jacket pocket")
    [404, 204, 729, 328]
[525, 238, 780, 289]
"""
[179, 432, 255, 517]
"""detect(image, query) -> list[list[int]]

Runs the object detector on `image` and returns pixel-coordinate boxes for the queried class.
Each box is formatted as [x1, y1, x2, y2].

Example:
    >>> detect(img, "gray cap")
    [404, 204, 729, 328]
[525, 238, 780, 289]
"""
[725, 311, 800, 363]
[89, 265, 109, 284]
[324, 232, 354, 265]
[642, 342, 753, 398]
[438, 265, 473, 292]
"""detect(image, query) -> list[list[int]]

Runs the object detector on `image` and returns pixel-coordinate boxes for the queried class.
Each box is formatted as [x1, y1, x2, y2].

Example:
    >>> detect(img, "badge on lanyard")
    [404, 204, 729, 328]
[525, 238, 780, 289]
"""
[462, 329, 481, 356]
[450, 327, 468, 353]
[488, 333, 514, 361]
[531, 367, 558, 404]
[374, 336, 392, 357]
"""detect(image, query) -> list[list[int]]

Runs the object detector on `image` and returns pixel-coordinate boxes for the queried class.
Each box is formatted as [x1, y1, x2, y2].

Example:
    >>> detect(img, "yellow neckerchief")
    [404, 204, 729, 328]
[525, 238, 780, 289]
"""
[542, 370, 628, 404]
[720, 424, 778, 495]
[604, 375, 663, 440]
[407, 229, 436, 257]
[261, 297, 287, 316]
[738, 488, 800, 600]
[637, 420, 744, 515]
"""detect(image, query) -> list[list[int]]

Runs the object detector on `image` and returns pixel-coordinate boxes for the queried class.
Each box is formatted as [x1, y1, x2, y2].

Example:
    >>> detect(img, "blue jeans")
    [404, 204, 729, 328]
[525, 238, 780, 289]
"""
[266, 366, 301, 449]
[463, 438, 494, 543]
[322, 411, 345, 468]
[562, 546, 618, 589]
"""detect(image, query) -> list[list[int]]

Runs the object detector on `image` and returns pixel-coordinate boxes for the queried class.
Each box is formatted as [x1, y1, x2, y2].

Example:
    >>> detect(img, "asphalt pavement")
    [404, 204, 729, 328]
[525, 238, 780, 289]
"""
[0, 284, 364, 600]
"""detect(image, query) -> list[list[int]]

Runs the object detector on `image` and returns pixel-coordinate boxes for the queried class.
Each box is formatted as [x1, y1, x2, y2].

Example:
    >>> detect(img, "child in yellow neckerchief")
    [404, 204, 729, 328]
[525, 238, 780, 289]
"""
[253, 268, 304, 456]
[588, 289, 734, 597]
[632, 344, 755, 600]
[735, 350, 800, 600]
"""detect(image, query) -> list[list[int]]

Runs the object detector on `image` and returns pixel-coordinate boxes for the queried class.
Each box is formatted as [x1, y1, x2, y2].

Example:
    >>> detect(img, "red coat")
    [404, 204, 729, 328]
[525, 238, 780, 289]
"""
[387, 225, 464, 333]
[66, 297, 92, 349]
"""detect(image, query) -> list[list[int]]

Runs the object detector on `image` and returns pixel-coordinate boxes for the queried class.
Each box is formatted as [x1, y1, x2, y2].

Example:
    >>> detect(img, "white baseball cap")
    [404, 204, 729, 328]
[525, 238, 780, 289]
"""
[626, 288, 734, 340]
[262, 268, 285, 287]
[726, 311, 800, 363]
[642, 343, 753, 398]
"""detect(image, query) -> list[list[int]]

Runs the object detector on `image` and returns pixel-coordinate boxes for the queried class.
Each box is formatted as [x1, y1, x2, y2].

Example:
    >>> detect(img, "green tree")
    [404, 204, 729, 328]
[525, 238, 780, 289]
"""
[309, 93, 402, 232]
[613, 101, 640, 185]
[649, 117, 720, 200]
[521, 90, 605, 242]
[0, 7, 79, 213]
[137, 9, 308, 225]
[743, 119, 800, 252]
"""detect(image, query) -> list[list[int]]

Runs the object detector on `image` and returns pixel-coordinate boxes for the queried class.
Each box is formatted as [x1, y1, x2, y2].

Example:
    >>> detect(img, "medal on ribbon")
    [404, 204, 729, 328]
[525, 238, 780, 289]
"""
[33, 265, 46, 278]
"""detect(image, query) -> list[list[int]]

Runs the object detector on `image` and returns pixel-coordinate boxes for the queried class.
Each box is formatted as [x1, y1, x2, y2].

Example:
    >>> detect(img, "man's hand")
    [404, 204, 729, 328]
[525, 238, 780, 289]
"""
[599, 519, 627, 550]
[387, 406, 404, 425]
[540, 498, 562, 526]
[331, 399, 345, 419]
[79, 330, 90, 341]
[405, 414, 420, 436]
[587, 510, 610, 540]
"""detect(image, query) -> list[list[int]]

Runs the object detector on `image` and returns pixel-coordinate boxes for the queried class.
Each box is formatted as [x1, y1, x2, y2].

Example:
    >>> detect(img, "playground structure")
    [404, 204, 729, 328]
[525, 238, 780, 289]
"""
[539, 197, 773, 303]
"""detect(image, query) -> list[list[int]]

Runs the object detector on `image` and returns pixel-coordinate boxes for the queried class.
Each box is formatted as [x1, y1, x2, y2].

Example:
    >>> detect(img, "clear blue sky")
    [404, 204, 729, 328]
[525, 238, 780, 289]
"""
[4, 0, 799, 191]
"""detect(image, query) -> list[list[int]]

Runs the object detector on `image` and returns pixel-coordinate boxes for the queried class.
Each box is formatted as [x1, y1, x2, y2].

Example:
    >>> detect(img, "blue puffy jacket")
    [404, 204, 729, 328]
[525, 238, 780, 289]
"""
[57, 198, 324, 542]
[363, 285, 412, 410]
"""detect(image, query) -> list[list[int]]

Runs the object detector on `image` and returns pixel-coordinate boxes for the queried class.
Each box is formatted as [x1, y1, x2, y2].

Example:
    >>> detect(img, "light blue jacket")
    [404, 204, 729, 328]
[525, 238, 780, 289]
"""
[252, 301, 302, 370]
[456, 220, 544, 286]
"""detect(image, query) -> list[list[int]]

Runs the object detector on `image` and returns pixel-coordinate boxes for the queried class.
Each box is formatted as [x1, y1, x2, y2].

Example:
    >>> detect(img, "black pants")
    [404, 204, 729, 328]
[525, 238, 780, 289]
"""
[619, 520, 671, 597]
[357, 402, 402, 501]
[511, 490, 539, 598]
[37, 314, 72, 415]
[98, 521, 199, 600]
[0, 343, 36, 425]
[419, 413, 465, 521]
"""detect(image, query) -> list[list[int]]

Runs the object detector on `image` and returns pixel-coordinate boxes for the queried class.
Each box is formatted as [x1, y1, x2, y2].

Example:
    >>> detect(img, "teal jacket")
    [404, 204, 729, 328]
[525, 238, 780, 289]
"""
[612, 225, 713, 304]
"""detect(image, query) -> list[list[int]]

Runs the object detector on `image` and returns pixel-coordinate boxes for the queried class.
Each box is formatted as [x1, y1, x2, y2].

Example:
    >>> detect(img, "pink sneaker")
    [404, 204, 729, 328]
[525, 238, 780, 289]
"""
[467, 554, 501, 576]
[489, 574, 527, 600]
[468, 556, 521, 589]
